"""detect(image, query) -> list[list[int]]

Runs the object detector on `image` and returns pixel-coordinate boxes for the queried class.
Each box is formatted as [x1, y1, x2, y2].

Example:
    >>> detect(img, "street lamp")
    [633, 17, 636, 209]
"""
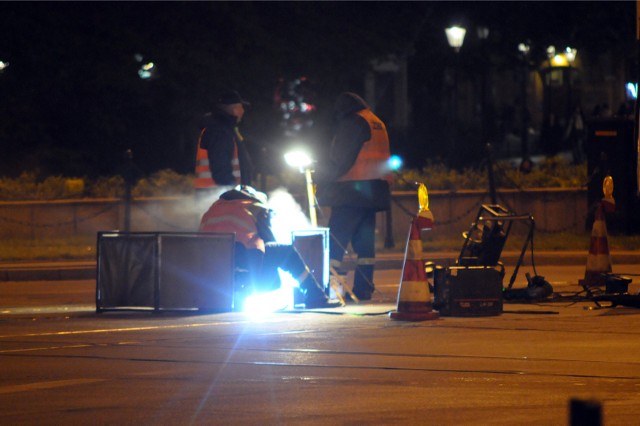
[541, 45, 580, 157]
[478, 27, 490, 146]
[565, 47, 577, 64]
[445, 25, 466, 166]
[518, 42, 531, 162]
[445, 26, 466, 53]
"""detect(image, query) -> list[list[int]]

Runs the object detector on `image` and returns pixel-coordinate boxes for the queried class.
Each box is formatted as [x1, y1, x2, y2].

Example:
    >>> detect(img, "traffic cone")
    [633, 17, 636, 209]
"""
[579, 202, 613, 287]
[390, 184, 439, 321]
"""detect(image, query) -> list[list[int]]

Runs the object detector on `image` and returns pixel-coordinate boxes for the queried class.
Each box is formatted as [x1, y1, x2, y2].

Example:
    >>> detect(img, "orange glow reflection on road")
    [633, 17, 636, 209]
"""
[0, 317, 299, 340]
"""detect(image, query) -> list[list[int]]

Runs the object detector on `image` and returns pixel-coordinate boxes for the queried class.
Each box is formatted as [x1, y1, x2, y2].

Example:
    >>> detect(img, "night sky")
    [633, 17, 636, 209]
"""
[0, 1, 634, 178]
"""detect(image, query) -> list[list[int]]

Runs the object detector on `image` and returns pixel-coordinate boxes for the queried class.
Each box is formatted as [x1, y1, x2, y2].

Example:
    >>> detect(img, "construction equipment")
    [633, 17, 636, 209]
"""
[458, 204, 537, 291]
[433, 203, 551, 314]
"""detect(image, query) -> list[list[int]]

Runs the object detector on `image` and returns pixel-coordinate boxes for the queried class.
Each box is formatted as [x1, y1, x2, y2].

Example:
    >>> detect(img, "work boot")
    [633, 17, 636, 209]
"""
[300, 275, 343, 309]
[353, 265, 375, 300]
[352, 283, 374, 301]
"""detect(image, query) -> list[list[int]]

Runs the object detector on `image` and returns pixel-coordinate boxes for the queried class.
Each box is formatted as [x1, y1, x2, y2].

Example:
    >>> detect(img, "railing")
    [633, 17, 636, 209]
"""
[0, 189, 588, 244]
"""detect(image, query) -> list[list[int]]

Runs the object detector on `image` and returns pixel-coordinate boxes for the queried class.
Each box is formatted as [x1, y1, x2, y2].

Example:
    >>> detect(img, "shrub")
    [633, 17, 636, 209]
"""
[86, 175, 125, 198]
[0, 158, 588, 201]
[132, 169, 194, 197]
[0, 172, 80, 200]
[395, 157, 588, 191]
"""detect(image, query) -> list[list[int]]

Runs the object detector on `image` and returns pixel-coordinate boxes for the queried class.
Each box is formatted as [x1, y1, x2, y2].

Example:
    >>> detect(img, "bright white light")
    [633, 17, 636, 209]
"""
[546, 45, 556, 59]
[518, 43, 530, 54]
[268, 188, 311, 244]
[388, 155, 403, 171]
[565, 47, 577, 63]
[242, 269, 297, 318]
[626, 82, 637, 100]
[445, 26, 466, 52]
[243, 289, 287, 318]
[284, 149, 312, 169]
[138, 62, 155, 79]
[0, 61, 8, 71]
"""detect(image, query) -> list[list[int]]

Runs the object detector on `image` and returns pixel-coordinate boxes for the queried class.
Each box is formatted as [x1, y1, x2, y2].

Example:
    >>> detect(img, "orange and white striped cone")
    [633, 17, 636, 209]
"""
[390, 184, 439, 321]
[579, 201, 613, 287]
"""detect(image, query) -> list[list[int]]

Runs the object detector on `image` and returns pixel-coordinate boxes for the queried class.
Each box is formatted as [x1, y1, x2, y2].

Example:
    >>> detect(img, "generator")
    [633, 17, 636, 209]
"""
[431, 203, 547, 316]
[432, 265, 503, 317]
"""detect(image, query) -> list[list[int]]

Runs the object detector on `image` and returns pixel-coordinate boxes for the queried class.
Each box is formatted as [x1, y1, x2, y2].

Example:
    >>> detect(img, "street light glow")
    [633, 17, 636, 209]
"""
[518, 43, 530, 54]
[565, 47, 577, 63]
[284, 149, 313, 170]
[0, 61, 8, 71]
[389, 155, 403, 171]
[445, 26, 466, 52]
[551, 54, 569, 67]
[284, 148, 317, 226]
[546, 45, 556, 59]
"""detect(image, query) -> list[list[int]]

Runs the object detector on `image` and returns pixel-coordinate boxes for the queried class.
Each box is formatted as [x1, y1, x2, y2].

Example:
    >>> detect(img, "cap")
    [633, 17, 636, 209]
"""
[217, 89, 250, 106]
[236, 185, 267, 204]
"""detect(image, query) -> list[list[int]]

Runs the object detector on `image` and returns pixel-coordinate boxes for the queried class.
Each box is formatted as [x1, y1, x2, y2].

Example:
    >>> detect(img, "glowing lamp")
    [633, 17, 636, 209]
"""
[445, 26, 466, 52]
[138, 62, 155, 80]
[565, 47, 577, 64]
[389, 155, 403, 171]
[551, 55, 569, 67]
[284, 148, 317, 226]
[546, 45, 556, 59]
[518, 43, 530, 55]
[284, 149, 313, 171]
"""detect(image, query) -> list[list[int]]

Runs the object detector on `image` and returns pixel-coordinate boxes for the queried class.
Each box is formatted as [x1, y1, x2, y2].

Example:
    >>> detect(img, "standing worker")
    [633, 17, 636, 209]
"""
[200, 185, 341, 309]
[316, 92, 393, 301]
[194, 90, 254, 200]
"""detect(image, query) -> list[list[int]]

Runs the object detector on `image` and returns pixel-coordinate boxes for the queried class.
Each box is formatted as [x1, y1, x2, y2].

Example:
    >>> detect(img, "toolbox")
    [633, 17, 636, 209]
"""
[433, 265, 503, 317]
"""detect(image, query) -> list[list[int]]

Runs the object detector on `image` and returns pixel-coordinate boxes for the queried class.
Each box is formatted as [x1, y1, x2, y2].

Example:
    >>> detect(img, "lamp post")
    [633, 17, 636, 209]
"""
[445, 26, 466, 166]
[284, 149, 317, 226]
[445, 26, 466, 53]
[518, 42, 531, 162]
[541, 45, 579, 156]
[477, 27, 490, 146]
[565, 47, 577, 122]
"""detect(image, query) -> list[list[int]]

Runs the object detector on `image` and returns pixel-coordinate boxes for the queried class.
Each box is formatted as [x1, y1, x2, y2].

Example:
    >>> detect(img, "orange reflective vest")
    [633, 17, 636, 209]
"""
[338, 109, 391, 182]
[193, 128, 241, 189]
[199, 198, 265, 252]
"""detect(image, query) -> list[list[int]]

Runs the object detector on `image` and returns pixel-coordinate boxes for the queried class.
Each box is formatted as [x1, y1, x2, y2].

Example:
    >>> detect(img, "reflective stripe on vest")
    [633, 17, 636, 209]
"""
[194, 129, 214, 189]
[193, 128, 241, 189]
[338, 109, 391, 182]
[232, 127, 243, 180]
[199, 198, 264, 251]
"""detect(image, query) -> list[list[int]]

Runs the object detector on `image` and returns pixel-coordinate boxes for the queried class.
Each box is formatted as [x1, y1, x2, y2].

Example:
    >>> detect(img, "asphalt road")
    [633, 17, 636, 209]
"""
[2, 265, 640, 425]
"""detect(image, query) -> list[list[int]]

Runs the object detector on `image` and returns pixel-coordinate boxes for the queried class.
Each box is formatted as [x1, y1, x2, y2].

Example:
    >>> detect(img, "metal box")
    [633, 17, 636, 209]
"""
[433, 265, 503, 317]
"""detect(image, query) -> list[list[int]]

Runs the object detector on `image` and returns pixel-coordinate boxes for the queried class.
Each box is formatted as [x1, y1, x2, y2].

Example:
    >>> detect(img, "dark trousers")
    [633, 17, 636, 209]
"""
[235, 243, 309, 293]
[328, 206, 376, 293]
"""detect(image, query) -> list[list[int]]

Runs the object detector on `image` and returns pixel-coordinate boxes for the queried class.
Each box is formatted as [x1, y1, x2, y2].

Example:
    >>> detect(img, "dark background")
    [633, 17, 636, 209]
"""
[0, 1, 634, 179]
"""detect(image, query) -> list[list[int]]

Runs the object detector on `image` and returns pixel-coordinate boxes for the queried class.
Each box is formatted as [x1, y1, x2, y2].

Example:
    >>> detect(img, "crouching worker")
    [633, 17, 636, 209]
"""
[199, 186, 342, 309]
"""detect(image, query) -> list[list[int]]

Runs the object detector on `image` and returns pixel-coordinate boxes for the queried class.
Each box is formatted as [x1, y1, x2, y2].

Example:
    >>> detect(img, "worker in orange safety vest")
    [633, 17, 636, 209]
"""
[194, 90, 253, 199]
[199, 186, 342, 309]
[316, 92, 393, 302]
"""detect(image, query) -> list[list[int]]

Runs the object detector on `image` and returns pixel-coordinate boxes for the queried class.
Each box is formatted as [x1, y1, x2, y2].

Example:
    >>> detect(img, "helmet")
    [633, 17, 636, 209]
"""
[219, 185, 268, 205]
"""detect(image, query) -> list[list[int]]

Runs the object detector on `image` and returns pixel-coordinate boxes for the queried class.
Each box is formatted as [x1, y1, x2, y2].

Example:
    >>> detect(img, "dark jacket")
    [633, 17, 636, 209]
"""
[316, 93, 391, 211]
[199, 110, 253, 186]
